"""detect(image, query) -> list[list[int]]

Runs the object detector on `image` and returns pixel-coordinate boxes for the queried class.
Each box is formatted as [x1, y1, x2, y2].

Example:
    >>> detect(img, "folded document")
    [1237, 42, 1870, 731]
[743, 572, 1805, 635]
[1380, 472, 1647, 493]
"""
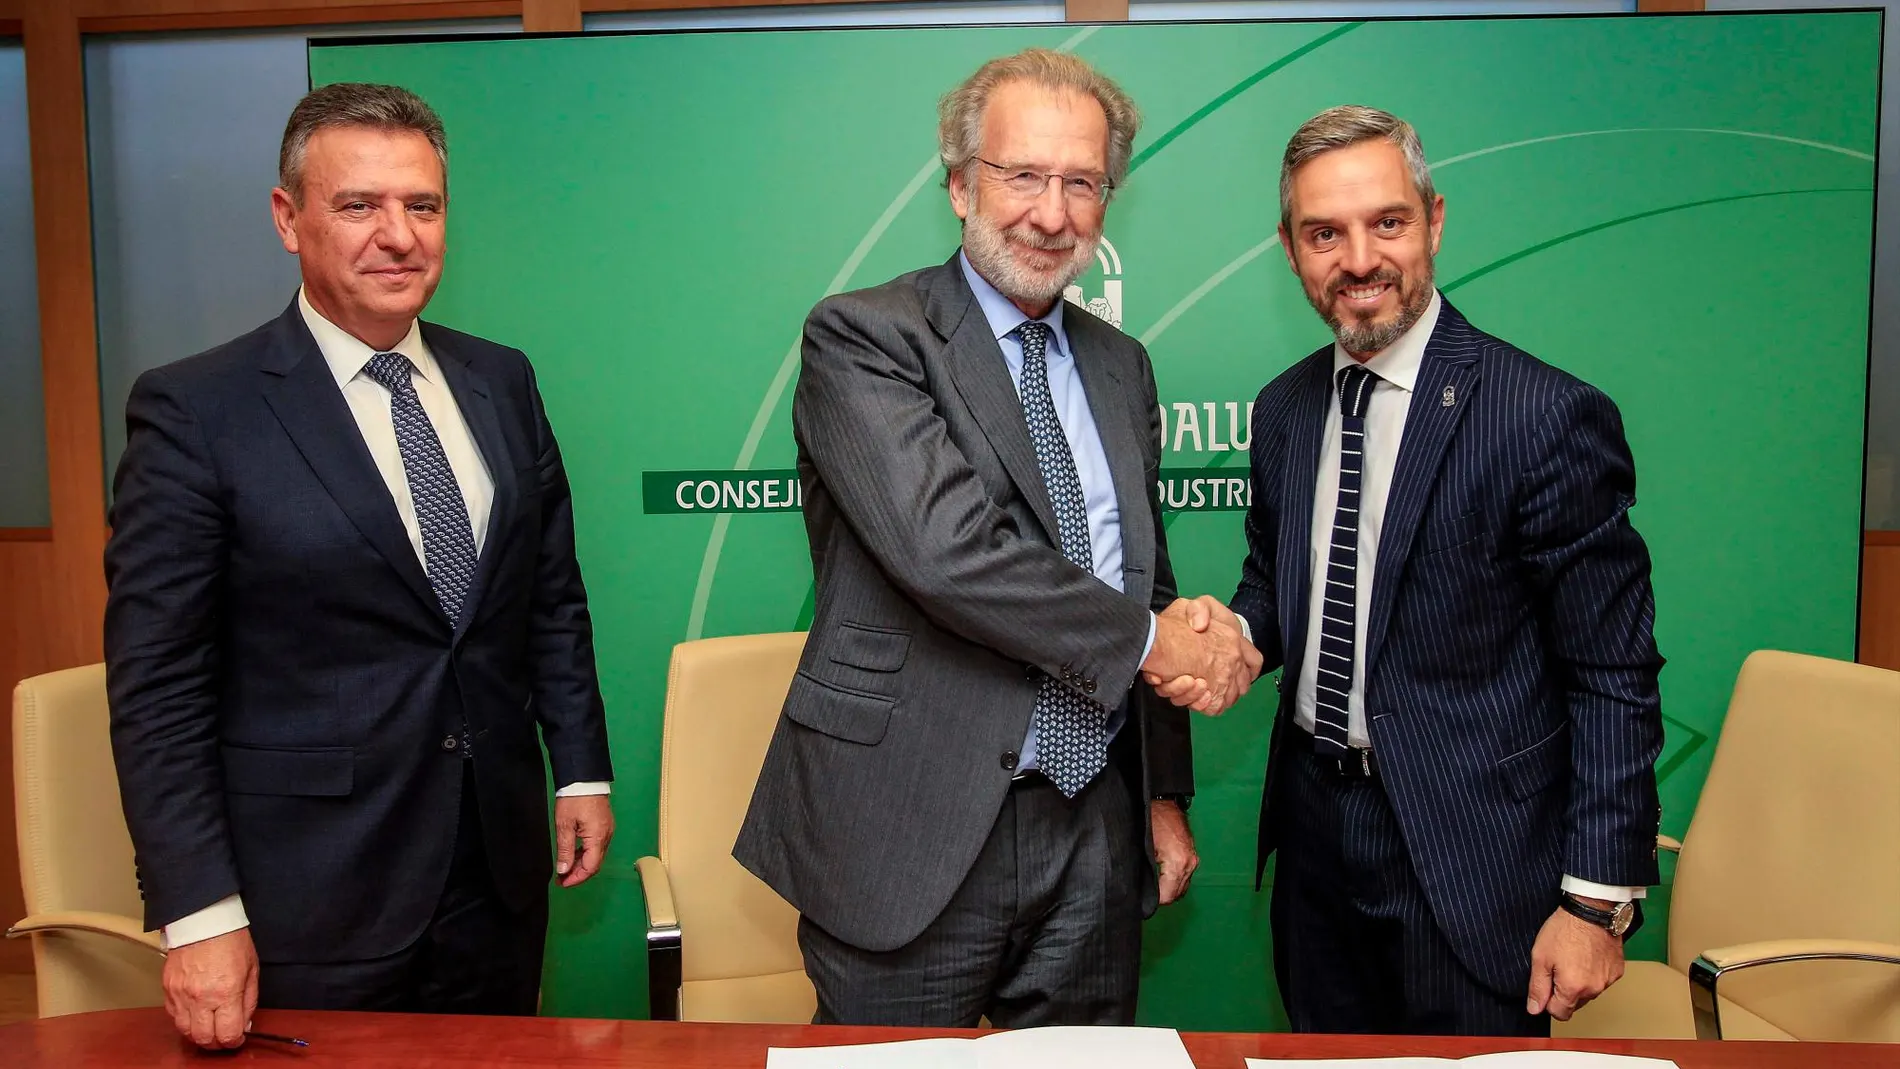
[1248, 1053, 1680, 1069]
[767, 1026, 1195, 1069]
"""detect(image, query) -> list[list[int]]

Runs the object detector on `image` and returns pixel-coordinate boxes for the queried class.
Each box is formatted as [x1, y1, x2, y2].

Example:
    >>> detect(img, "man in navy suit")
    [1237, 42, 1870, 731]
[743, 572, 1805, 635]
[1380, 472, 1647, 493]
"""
[1171, 106, 1665, 1035]
[104, 83, 614, 1048]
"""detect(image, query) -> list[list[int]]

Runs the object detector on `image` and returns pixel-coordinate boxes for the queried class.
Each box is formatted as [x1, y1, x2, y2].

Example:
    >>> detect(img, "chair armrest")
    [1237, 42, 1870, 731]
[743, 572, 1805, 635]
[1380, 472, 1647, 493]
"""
[7, 910, 166, 955]
[1656, 833, 1682, 854]
[1688, 938, 1900, 1040]
[635, 856, 683, 1021]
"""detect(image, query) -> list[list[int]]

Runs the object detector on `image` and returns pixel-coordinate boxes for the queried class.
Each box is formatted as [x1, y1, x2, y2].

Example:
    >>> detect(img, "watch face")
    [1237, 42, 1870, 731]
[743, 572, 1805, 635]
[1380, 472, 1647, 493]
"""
[1610, 902, 1634, 938]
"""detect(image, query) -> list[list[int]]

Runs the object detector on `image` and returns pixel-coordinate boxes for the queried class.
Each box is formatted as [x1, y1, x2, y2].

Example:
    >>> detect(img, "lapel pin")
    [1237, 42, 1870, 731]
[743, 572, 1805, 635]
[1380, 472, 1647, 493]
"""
[1441, 385, 1456, 408]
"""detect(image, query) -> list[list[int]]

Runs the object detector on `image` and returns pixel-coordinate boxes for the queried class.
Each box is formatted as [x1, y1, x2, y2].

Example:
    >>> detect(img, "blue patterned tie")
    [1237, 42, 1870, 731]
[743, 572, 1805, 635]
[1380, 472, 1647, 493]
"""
[1313, 364, 1380, 756]
[1016, 322, 1110, 798]
[362, 353, 478, 626]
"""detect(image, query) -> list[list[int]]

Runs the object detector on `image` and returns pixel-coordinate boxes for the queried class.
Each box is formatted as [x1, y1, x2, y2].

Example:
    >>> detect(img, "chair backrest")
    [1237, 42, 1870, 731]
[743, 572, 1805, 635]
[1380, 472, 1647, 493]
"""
[658, 633, 814, 1023]
[1670, 650, 1900, 1041]
[13, 664, 163, 1016]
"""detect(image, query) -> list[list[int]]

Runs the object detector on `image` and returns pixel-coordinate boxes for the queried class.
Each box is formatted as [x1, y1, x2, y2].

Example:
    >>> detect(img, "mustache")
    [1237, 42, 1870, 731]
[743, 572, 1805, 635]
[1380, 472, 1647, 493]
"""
[1329, 268, 1402, 297]
[1003, 225, 1079, 252]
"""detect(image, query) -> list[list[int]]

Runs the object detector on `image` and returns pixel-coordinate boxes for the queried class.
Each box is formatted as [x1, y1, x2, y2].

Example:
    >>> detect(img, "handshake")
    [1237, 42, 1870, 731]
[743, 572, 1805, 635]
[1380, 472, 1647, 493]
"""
[1140, 596, 1264, 715]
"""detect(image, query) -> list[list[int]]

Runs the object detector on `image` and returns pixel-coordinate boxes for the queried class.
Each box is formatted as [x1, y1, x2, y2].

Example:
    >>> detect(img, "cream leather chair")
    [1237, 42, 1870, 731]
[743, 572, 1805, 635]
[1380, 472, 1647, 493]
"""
[637, 632, 815, 1023]
[1557, 650, 1900, 1042]
[9, 664, 165, 1017]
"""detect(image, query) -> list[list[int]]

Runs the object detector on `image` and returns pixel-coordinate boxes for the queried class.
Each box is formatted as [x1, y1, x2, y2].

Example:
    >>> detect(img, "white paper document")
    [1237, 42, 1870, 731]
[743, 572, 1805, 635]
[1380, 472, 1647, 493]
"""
[767, 1025, 1195, 1069]
[1246, 1052, 1680, 1069]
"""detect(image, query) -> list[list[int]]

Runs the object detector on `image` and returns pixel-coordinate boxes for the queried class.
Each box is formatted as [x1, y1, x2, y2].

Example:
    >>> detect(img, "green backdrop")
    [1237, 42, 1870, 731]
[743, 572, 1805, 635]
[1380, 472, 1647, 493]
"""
[310, 12, 1879, 1029]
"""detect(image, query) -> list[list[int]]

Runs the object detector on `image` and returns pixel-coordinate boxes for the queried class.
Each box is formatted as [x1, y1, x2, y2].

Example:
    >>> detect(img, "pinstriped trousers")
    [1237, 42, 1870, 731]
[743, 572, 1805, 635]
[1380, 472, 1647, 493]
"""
[1271, 733, 1549, 1037]
[797, 763, 1143, 1027]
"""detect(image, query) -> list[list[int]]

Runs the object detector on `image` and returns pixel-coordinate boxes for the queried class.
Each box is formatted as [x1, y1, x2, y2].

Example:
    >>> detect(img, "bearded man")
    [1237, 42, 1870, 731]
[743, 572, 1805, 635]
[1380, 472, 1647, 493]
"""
[733, 48, 1259, 1027]
[1178, 105, 1665, 1036]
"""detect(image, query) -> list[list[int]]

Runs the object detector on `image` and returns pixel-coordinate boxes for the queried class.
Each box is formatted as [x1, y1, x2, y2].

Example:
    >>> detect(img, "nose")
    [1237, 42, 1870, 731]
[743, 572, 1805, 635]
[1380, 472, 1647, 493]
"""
[375, 204, 418, 254]
[1339, 227, 1380, 280]
[1024, 175, 1072, 234]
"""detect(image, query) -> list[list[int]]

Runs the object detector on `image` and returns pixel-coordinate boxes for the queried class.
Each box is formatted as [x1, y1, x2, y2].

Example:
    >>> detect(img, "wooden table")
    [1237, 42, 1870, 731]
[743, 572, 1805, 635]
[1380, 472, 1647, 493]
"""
[1, 1009, 1895, 1067]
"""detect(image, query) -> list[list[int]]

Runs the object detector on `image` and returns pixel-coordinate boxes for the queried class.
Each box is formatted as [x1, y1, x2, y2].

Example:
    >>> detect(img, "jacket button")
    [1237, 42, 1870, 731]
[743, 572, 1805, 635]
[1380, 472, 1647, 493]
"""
[442, 735, 459, 751]
[1001, 750, 1019, 771]
[1083, 679, 1097, 695]
[1024, 665, 1037, 680]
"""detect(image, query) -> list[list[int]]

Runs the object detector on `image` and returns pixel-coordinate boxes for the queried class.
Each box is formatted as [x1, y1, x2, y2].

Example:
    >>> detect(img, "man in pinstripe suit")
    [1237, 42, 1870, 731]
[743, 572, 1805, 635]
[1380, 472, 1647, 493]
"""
[735, 50, 1259, 1027]
[1180, 106, 1665, 1035]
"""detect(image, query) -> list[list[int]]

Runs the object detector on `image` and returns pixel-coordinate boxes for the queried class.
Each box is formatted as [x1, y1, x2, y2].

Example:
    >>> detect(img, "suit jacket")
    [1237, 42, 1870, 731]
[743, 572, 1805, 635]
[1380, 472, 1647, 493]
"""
[733, 254, 1193, 953]
[1231, 299, 1664, 997]
[104, 298, 612, 963]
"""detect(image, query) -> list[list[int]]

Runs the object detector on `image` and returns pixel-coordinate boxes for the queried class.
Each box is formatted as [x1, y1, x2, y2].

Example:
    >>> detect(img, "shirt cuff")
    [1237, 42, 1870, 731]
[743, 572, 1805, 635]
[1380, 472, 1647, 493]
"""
[1561, 875, 1646, 902]
[162, 894, 250, 950]
[1233, 611, 1253, 644]
[1142, 612, 1157, 666]
[556, 781, 612, 797]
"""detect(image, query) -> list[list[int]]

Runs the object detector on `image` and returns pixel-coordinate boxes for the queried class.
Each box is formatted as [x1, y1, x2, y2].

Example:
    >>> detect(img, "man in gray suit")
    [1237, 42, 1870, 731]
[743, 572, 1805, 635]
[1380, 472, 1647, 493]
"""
[734, 49, 1259, 1027]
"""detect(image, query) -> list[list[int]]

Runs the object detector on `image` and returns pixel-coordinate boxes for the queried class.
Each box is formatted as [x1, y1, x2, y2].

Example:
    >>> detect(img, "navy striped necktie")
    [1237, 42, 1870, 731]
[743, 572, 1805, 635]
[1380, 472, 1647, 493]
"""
[1312, 364, 1380, 755]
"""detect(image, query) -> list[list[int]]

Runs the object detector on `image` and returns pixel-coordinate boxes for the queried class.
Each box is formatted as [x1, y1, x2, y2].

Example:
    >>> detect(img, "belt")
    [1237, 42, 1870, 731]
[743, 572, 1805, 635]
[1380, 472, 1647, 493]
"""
[1009, 768, 1052, 787]
[1298, 724, 1378, 780]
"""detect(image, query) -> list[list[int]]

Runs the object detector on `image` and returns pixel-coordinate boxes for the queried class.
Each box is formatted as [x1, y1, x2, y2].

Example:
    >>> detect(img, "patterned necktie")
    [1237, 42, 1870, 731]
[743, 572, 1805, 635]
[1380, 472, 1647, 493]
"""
[1016, 321, 1110, 798]
[362, 352, 478, 626]
[1313, 364, 1380, 756]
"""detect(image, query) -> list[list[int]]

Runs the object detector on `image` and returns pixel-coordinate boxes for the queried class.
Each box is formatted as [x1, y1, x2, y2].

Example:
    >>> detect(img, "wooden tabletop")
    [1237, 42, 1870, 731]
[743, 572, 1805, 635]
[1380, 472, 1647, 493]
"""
[1, 1009, 1895, 1067]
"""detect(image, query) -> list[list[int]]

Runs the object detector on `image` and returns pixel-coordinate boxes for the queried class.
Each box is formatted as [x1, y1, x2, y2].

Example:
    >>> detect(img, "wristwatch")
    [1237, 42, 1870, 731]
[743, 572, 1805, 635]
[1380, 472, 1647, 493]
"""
[1152, 793, 1192, 813]
[1560, 892, 1635, 939]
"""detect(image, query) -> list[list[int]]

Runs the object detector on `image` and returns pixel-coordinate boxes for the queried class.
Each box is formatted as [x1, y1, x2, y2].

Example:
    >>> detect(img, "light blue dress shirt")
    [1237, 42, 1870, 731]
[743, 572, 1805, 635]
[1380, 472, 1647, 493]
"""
[958, 252, 1156, 772]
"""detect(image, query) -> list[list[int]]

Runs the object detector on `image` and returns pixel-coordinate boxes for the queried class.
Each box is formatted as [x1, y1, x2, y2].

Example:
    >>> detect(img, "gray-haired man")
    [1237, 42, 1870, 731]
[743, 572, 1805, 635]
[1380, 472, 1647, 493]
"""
[734, 49, 1259, 1027]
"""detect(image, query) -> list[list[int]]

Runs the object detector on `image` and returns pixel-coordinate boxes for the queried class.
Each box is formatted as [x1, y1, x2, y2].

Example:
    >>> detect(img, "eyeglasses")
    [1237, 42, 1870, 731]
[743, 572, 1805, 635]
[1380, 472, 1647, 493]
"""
[975, 158, 1113, 203]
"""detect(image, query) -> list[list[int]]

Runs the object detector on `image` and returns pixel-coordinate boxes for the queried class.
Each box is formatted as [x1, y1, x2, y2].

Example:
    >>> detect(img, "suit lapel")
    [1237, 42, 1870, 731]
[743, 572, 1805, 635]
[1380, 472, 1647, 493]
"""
[1276, 352, 1333, 684]
[1068, 316, 1154, 604]
[257, 301, 440, 622]
[1363, 307, 1483, 677]
[425, 324, 520, 641]
[927, 257, 1063, 546]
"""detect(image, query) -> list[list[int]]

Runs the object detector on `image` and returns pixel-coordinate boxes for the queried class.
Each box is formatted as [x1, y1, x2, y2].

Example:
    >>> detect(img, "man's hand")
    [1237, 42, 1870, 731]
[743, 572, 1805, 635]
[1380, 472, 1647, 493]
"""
[1150, 799, 1199, 905]
[554, 794, 616, 888]
[163, 927, 258, 1050]
[1526, 902, 1626, 1021]
[1142, 596, 1263, 714]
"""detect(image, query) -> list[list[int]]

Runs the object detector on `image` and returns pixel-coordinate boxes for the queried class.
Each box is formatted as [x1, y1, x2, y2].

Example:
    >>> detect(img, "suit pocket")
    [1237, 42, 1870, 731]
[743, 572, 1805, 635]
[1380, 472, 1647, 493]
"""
[1497, 725, 1567, 801]
[1415, 508, 1483, 558]
[221, 744, 354, 797]
[830, 622, 910, 672]
[782, 673, 894, 746]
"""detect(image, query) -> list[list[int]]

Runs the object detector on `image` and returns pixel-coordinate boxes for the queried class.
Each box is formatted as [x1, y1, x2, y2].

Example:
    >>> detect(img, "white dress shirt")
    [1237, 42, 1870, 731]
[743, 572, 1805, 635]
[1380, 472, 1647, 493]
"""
[162, 292, 608, 949]
[1242, 290, 1638, 905]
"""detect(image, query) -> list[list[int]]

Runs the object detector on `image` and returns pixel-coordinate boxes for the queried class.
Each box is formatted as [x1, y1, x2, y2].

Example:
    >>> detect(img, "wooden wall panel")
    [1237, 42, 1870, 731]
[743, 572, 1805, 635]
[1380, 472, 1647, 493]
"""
[24, 1, 107, 678]
[522, 0, 578, 32]
[1066, 0, 1127, 20]
[1863, 535, 1900, 672]
[81, 2, 515, 32]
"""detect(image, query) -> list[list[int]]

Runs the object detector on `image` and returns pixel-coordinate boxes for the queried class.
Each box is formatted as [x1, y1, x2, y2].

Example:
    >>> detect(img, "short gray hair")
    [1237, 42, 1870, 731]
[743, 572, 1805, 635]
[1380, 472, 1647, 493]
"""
[938, 48, 1141, 200]
[1279, 105, 1434, 230]
[279, 82, 448, 203]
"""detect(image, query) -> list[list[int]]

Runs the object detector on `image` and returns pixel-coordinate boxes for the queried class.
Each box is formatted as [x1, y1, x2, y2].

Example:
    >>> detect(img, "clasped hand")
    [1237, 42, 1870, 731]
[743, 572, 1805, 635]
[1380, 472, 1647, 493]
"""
[1140, 596, 1263, 714]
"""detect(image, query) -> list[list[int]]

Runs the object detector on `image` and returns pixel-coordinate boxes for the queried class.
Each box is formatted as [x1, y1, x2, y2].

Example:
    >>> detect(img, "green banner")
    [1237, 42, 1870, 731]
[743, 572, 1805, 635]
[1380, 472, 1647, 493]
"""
[312, 11, 1879, 1029]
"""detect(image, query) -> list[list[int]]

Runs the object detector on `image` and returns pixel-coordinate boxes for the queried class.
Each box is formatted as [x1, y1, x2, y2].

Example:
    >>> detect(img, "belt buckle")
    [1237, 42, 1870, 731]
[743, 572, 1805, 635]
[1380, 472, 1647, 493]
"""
[1330, 747, 1372, 779]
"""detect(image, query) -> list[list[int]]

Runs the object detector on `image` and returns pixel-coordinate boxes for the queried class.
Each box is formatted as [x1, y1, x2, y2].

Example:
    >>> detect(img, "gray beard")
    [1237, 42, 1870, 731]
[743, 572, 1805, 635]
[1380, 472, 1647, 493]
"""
[1323, 263, 1435, 355]
[962, 211, 1098, 307]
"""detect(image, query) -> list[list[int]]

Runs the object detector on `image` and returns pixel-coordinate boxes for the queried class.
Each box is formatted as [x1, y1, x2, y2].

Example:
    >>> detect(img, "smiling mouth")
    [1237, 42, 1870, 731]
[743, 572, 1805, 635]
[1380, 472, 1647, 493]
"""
[1336, 282, 1392, 304]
